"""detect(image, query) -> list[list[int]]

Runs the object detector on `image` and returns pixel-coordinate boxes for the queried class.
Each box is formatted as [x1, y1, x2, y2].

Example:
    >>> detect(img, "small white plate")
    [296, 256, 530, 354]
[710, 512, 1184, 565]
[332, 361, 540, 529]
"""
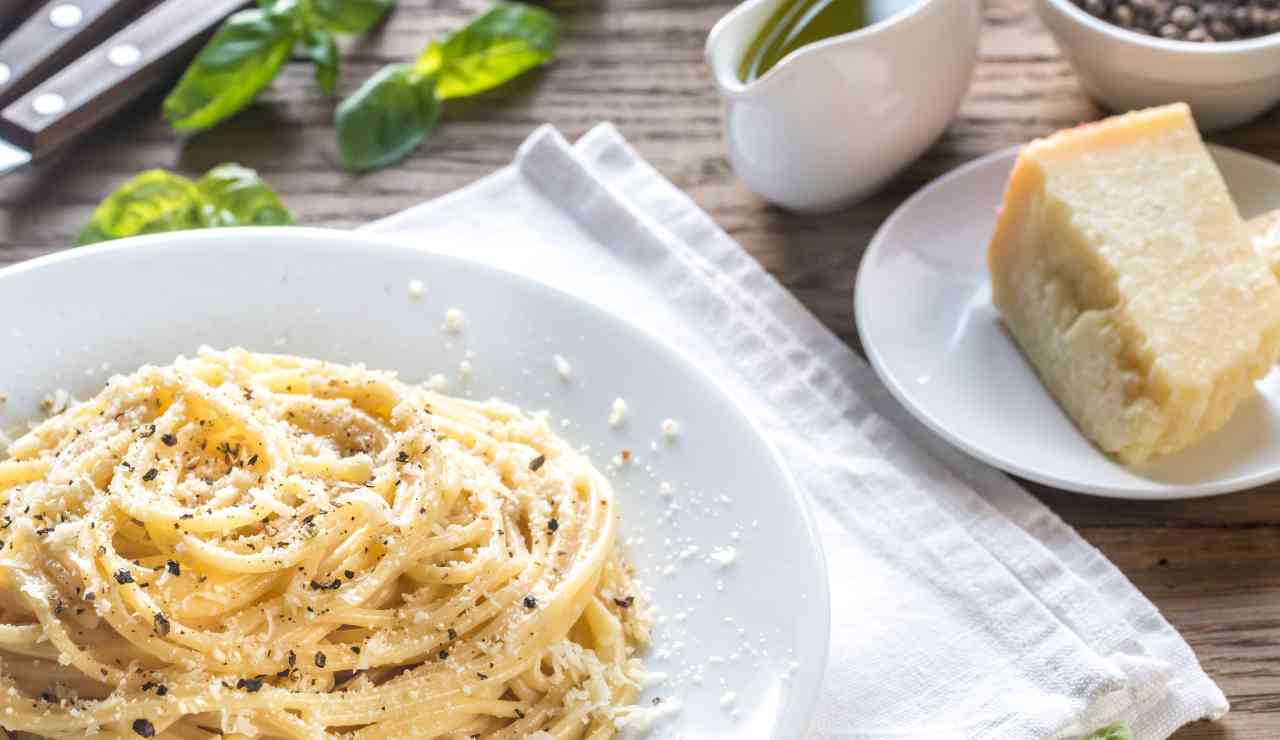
[856, 145, 1280, 500]
[0, 228, 828, 738]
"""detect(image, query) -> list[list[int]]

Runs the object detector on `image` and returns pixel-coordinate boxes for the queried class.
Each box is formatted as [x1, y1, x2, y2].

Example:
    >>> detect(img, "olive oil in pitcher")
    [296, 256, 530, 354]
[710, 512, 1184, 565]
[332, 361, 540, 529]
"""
[737, 0, 918, 83]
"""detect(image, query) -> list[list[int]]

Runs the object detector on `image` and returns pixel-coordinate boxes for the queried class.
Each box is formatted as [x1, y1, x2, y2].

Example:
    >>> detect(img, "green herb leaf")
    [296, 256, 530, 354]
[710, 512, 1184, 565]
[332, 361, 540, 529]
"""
[1082, 724, 1134, 740]
[309, 0, 395, 34]
[76, 171, 204, 246]
[301, 27, 340, 95]
[163, 7, 299, 133]
[196, 164, 295, 227]
[432, 2, 558, 100]
[77, 166, 294, 245]
[335, 64, 441, 171]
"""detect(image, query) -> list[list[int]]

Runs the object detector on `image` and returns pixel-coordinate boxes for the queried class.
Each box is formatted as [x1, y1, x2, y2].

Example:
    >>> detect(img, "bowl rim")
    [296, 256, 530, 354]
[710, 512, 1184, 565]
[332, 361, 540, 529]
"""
[1044, 0, 1280, 55]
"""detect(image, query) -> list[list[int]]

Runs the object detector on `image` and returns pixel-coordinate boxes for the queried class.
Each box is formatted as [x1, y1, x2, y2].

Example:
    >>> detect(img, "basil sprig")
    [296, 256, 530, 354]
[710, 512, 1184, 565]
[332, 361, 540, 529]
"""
[336, 2, 558, 171]
[1082, 724, 1133, 740]
[165, 0, 396, 133]
[77, 165, 293, 246]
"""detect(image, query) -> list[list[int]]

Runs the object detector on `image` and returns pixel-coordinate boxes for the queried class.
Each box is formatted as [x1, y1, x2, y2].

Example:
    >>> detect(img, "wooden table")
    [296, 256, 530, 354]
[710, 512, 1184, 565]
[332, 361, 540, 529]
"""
[1, 0, 1277, 737]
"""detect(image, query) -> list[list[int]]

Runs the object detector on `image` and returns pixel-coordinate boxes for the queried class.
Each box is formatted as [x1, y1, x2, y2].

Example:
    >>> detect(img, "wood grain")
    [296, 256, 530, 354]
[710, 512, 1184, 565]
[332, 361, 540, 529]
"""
[1, 0, 1279, 737]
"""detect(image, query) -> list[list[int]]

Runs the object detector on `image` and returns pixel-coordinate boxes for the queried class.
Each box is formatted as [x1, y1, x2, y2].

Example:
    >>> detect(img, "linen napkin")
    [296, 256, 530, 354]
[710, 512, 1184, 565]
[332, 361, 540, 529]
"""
[362, 124, 1229, 740]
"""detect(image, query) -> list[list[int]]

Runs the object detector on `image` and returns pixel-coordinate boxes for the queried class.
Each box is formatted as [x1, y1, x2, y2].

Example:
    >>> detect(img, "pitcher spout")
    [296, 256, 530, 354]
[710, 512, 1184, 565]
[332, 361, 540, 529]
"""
[705, 0, 786, 98]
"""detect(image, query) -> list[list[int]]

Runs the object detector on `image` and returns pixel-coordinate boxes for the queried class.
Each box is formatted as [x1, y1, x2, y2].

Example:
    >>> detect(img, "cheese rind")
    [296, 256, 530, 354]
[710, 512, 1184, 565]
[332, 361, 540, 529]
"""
[988, 104, 1280, 463]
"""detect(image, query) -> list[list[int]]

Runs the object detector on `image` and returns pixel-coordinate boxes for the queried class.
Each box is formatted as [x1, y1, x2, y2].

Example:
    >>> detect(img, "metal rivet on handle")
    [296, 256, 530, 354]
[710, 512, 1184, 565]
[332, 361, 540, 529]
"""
[107, 44, 141, 67]
[32, 93, 66, 116]
[0, 65, 10, 87]
[48, 3, 83, 28]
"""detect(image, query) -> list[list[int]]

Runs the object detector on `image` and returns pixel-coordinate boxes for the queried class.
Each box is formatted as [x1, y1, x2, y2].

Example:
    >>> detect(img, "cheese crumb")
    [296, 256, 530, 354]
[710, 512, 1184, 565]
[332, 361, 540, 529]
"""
[709, 546, 737, 569]
[661, 418, 679, 439]
[608, 398, 628, 427]
[444, 308, 465, 333]
[553, 354, 573, 381]
[407, 279, 425, 298]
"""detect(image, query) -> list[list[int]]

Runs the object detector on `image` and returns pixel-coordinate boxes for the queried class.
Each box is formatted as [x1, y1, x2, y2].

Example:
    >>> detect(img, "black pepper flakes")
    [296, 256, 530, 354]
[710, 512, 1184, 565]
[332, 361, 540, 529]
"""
[314, 651, 326, 668]
[140, 424, 156, 439]
[154, 613, 171, 636]
[344, 570, 355, 579]
[287, 650, 297, 667]
[523, 596, 537, 610]
[547, 518, 559, 533]
[397, 451, 409, 463]
[114, 569, 134, 584]
[438, 650, 449, 660]
[142, 468, 159, 482]
[160, 433, 177, 447]
[132, 718, 156, 737]
[166, 560, 181, 576]
[613, 596, 635, 609]
[447, 628, 457, 641]
[529, 454, 546, 471]
[236, 677, 264, 692]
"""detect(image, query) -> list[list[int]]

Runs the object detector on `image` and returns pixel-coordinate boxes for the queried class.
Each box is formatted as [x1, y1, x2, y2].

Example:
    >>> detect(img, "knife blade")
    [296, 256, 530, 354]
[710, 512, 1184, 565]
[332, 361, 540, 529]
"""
[0, 0, 249, 178]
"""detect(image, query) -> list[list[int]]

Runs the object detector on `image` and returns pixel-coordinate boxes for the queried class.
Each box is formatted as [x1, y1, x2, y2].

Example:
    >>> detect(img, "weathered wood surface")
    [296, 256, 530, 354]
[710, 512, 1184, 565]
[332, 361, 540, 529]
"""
[1, 1, 1278, 736]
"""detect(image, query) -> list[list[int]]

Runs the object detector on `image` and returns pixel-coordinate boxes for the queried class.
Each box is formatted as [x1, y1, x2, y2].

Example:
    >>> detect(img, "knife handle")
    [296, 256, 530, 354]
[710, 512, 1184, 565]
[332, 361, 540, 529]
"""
[0, 0, 37, 35]
[0, 0, 152, 108]
[0, 0, 249, 158]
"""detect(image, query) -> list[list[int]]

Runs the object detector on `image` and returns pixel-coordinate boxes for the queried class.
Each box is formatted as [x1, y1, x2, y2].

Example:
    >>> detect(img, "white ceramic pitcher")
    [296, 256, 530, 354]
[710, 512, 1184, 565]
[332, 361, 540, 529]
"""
[706, 0, 981, 213]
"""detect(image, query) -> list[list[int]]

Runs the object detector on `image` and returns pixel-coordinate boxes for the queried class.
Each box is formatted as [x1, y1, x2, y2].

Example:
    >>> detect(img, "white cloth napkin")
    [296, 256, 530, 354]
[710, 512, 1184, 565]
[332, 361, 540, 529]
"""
[362, 124, 1229, 740]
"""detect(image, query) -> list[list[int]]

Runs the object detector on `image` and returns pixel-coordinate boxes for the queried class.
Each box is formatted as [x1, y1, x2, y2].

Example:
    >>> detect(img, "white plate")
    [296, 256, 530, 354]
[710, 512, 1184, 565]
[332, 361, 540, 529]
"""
[856, 145, 1280, 500]
[0, 228, 828, 738]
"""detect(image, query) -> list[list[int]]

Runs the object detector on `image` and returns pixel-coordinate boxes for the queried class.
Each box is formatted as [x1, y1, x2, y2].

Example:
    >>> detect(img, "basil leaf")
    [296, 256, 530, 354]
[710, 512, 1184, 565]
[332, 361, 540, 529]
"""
[1083, 724, 1133, 740]
[76, 171, 204, 246]
[301, 27, 340, 95]
[335, 64, 440, 171]
[163, 8, 299, 133]
[309, 0, 395, 34]
[433, 2, 558, 100]
[196, 164, 294, 227]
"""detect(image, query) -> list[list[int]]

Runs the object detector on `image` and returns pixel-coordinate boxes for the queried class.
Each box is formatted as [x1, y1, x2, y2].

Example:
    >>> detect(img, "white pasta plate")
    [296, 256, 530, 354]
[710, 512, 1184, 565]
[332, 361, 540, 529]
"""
[0, 228, 828, 738]
[857, 144, 1280, 500]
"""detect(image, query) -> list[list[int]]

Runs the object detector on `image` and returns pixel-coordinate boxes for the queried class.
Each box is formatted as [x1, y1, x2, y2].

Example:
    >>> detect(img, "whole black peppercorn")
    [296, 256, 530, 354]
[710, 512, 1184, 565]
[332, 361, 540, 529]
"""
[132, 719, 156, 737]
[1171, 4, 1197, 28]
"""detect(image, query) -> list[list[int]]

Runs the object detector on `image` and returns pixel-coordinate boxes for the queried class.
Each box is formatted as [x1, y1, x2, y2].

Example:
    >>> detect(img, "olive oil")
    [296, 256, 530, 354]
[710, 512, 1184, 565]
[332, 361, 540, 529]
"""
[737, 0, 916, 83]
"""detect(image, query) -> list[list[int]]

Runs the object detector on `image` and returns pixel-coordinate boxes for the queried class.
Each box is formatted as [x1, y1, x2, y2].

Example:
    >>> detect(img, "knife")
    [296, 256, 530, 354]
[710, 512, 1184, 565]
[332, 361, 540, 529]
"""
[0, 1, 37, 36]
[0, 0, 250, 176]
[0, 0, 155, 108]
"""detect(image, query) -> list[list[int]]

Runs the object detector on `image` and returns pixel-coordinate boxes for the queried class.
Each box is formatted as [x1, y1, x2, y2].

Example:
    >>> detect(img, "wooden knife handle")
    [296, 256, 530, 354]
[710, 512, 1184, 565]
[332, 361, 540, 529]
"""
[0, 0, 249, 158]
[0, 0, 37, 35]
[0, 0, 151, 107]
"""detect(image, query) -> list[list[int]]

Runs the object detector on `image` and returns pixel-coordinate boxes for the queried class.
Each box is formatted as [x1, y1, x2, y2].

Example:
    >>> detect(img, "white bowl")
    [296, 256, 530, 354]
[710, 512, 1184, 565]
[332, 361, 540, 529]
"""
[706, 0, 980, 213]
[0, 228, 830, 737]
[1039, 0, 1280, 131]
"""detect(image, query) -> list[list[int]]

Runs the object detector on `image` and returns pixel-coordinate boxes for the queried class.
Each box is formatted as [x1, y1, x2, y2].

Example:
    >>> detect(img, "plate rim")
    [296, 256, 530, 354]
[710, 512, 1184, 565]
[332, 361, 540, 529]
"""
[855, 144, 1280, 500]
[1, 226, 832, 736]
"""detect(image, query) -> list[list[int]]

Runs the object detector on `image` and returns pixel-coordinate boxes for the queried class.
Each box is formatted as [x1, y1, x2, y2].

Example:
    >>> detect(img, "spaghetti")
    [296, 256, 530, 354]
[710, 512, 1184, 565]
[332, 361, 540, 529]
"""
[0, 348, 648, 738]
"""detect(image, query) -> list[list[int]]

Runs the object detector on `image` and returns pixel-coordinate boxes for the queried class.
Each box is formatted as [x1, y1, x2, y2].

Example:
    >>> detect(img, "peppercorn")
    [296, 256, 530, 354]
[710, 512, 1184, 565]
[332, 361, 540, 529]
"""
[1071, 0, 1280, 41]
